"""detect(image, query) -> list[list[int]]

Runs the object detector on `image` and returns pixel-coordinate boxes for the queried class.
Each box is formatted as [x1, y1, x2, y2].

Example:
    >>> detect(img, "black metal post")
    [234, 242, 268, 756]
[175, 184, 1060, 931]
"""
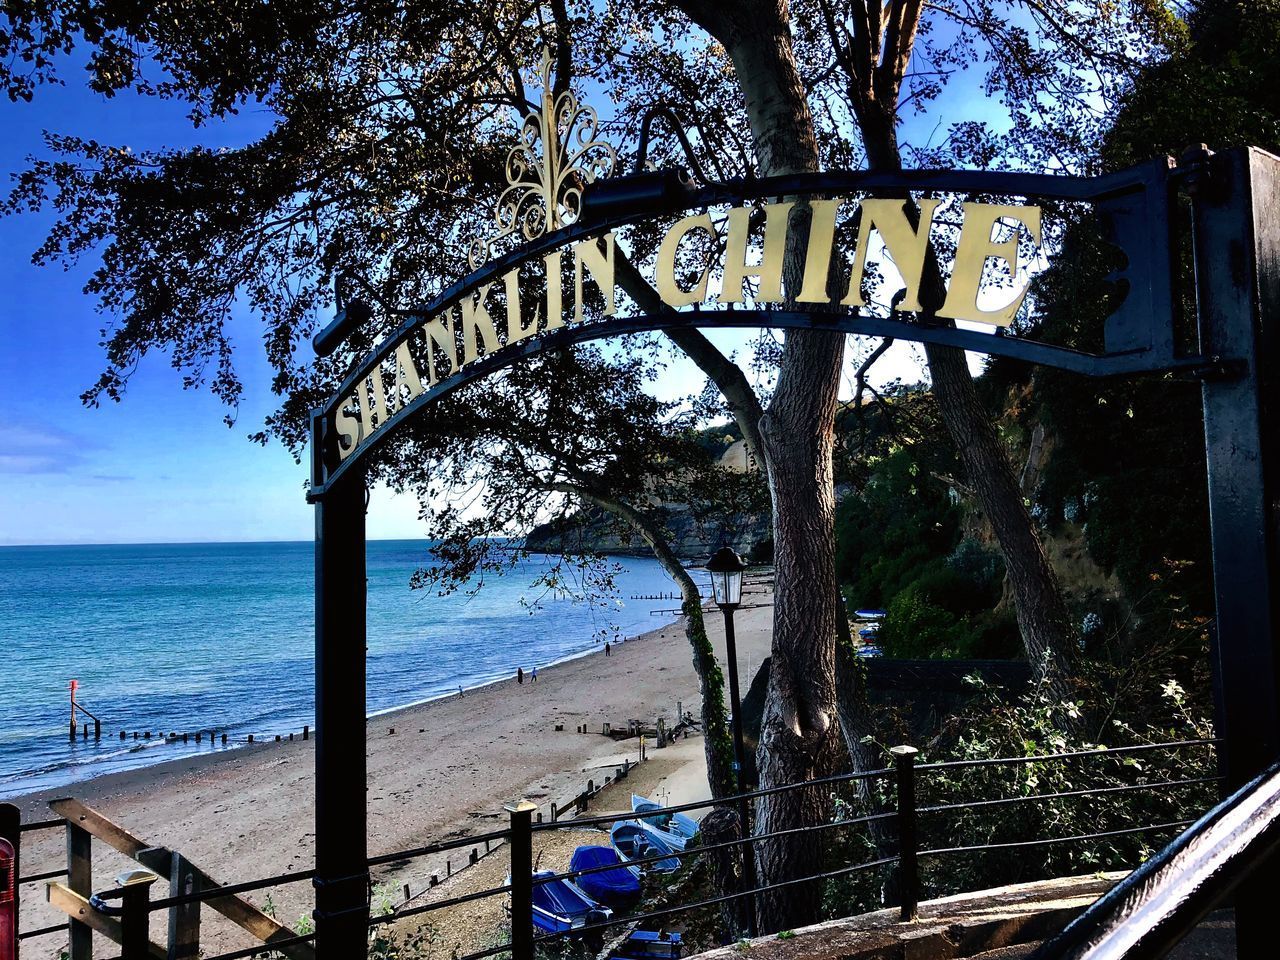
[313, 469, 369, 959]
[721, 606, 758, 937]
[891, 745, 919, 921]
[119, 876, 157, 960]
[506, 800, 536, 960]
[1191, 146, 1280, 960]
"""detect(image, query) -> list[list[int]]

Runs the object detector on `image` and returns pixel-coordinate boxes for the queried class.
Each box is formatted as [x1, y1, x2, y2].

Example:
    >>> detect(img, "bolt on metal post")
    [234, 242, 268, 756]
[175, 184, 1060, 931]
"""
[891, 745, 920, 922]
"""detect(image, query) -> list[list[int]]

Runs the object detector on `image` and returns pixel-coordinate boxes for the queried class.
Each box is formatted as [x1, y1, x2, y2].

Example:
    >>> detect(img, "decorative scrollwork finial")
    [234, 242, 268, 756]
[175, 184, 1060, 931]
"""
[468, 47, 617, 269]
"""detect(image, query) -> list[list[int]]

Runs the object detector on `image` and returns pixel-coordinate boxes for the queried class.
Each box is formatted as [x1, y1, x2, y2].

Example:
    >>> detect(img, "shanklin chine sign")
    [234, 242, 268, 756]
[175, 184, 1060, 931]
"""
[324, 49, 1043, 467]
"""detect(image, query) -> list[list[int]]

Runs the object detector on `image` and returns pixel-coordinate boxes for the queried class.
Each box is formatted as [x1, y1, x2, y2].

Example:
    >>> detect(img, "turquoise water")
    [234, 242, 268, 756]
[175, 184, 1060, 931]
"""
[0, 541, 694, 798]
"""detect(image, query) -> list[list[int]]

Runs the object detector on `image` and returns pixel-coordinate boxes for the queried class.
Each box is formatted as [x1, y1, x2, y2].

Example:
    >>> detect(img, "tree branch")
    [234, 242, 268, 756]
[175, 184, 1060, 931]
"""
[613, 249, 767, 458]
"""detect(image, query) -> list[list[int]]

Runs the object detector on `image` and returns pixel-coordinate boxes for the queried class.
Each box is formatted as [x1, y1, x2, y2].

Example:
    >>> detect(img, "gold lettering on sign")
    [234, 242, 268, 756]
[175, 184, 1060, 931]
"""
[356, 367, 391, 431]
[394, 342, 424, 405]
[421, 310, 458, 386]
[657, 213, 716, 307]
[796, 199, 844, 304]
[503, 267, 539, 345]
[574, 233, 616, 323]
[544, 251, 564, 330]
[843, 198, 941, 311]
[335, 396, 362, 461]
[328, 193, 1050, 467]
[720, 202, 794, 304]
[461, 283, 501, 364]
[938, 202, 1041, 326]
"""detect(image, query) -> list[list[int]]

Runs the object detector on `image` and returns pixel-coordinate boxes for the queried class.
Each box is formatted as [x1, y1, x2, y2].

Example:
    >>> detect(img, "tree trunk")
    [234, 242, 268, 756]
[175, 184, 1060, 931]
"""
[699, 806, 750, 940]
[833, 590, 896, 858]
[676, 1, 846, 931]
[922, 343, 1079, 696]
[851, 97, 1079, 693]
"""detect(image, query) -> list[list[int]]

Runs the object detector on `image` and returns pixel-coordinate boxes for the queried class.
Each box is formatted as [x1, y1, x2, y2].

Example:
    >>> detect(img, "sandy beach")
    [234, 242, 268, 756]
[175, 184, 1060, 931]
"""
[10, 575, 775, 956]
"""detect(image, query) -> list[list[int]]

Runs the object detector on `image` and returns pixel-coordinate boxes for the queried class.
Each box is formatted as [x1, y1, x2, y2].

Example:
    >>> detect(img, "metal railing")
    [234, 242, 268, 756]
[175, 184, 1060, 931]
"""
[1028, 754, 1280, 960]
[0, 736, 1222, 960]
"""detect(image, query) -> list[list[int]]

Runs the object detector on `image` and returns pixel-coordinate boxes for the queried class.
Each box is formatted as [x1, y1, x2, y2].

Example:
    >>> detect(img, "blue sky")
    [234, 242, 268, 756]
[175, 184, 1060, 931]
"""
[0, 64, 430, 544]
[0, 32, 1009, 546]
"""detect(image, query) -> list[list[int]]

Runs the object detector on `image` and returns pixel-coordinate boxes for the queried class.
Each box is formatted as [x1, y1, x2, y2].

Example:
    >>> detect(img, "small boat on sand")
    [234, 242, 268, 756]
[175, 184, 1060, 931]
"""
[570, 845, 642, 905]
[612, 930, 683, 960]
[610, 820, 682, 873]
[631, 794, 699, 840]
[511, 870, 611, 934]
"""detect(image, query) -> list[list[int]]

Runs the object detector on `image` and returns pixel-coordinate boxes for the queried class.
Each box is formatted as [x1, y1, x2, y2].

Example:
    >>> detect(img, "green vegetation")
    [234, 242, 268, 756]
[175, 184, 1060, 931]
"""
[835, 393, 1019, 660]
[818, 673, 1216, 919]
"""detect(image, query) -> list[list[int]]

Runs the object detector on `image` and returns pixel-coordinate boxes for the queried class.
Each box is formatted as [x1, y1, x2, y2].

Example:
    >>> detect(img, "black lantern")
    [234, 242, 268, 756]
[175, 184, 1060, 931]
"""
[707, 547, 746, 609]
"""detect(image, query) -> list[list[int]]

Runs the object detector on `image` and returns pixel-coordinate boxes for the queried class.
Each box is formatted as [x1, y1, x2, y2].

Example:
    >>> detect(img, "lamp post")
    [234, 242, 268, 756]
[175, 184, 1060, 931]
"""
[707, 546, 757, 936]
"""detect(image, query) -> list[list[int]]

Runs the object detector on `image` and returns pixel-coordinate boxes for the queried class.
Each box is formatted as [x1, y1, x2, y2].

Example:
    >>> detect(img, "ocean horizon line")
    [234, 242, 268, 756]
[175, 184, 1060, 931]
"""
[0, 535, 518, 549]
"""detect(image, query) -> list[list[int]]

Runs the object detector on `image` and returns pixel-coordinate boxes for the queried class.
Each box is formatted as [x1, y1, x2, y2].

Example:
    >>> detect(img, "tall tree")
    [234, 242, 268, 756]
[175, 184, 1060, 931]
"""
[1, 0, 1177, 932]
[662, 2, 847, 927]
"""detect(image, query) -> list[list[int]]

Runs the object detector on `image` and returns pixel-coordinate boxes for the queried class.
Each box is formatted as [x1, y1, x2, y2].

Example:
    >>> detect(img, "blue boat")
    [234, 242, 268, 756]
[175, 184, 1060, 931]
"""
[610, 820, 683, 872]
[630, 816, 687, 851]
[854, 608, 887, 619]
[570, 845, 642, 905]
[613, 930, 683, 960]
[631, 795, 699, 840]
[515, 870, 611, 934]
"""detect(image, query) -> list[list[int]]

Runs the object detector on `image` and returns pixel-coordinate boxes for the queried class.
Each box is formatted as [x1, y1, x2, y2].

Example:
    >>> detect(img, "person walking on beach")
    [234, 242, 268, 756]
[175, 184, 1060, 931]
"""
[517, 667, 524, 685]
[605, 641, 611, 657]
[531, 666, 538, 683]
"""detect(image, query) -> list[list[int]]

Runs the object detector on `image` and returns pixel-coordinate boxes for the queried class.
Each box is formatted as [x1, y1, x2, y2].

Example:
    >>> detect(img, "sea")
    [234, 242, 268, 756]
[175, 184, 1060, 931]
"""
[0, 540, 698, 799]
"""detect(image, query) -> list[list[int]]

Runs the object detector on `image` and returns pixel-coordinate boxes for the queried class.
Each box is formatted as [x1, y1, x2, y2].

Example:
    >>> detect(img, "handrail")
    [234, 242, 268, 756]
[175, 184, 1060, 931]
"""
[17, 734, 1213, 955]
[1028, 756, 1280, 960]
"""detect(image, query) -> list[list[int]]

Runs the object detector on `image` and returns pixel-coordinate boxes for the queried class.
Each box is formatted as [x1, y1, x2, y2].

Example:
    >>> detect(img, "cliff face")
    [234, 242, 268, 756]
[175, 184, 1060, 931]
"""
[524, 428, 769, 560]
[523, 502, 769, 560]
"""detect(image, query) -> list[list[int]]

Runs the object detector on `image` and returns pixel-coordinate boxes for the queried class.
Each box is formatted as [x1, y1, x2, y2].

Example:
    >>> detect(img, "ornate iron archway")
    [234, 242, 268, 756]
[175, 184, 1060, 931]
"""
[305, 60, 1280, 958]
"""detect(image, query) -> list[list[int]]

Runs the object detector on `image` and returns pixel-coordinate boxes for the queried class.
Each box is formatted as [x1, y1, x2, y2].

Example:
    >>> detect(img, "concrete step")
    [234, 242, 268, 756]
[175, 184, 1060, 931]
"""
[964, 910, 1236, 960]
[967, 945, 1039, 960]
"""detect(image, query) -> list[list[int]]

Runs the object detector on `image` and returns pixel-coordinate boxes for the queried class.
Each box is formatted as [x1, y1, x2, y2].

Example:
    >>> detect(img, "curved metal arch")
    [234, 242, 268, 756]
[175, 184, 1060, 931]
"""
[310, 158, 1189, 499]
[308, 307, 1208, 501]
[321, 159, 1177, 417]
